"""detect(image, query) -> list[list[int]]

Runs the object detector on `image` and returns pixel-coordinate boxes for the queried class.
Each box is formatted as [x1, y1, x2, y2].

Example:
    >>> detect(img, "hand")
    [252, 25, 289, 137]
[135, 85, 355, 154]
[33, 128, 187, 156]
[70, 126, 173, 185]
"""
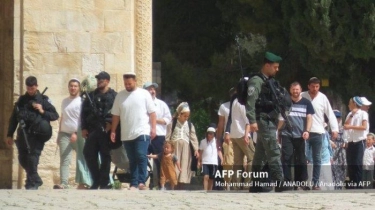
[32, 103, 44, 114]
[150, 128, 156, 140]
[224, 133, 230, 144]
[81, 129, 88, 139]
[343, 125, 351, 130]
[194, 151, 199, 159]
[244, 135, 249, 145]
[302, 131, 309, 140]
[331, 131, 338, 140]
[70, 132, 77, 143]
[110, 132, 116, 143]
[6, 137, 13, 146]
[250, 123, 258, 132]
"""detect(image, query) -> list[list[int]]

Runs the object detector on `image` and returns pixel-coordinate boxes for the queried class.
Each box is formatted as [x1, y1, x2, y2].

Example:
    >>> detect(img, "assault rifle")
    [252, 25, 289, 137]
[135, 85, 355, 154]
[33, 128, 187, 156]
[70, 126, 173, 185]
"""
[266, 78, 293, 132]
[82, 91, 105, 132]
[16, 105, 31, 153]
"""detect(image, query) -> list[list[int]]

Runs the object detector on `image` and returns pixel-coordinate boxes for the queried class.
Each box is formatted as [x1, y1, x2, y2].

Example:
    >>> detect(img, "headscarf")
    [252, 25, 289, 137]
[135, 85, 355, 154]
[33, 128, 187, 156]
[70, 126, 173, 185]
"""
[174, 102, 190, 118]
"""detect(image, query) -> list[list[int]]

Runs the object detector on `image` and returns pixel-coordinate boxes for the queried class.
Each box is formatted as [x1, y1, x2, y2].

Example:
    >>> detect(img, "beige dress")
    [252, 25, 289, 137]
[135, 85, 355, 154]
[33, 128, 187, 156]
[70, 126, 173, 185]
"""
[166, 120, 199, 183]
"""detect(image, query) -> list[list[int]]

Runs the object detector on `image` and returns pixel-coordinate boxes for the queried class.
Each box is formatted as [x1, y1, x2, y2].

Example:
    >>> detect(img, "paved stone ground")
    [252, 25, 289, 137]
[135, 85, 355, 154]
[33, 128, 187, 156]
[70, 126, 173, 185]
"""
[0, 189, 374, 210]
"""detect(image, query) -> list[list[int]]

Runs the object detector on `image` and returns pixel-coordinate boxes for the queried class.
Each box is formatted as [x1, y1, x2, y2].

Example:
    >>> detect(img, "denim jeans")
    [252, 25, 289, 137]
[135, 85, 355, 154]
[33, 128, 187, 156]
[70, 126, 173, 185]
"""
[123, 135, 150, 187]
[306, 133, 323, 186]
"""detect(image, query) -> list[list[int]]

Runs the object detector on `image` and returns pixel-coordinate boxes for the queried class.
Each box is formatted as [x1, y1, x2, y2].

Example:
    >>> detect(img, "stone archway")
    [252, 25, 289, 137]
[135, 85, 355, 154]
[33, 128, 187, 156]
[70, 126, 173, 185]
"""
[0, 0, 153, 189]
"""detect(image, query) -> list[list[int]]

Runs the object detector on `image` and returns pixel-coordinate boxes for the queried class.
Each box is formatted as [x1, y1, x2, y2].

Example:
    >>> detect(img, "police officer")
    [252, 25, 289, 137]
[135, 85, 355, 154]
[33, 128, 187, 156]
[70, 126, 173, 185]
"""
[6, 76, 59, 189]
[81, 71, 117, 189]
[245, 52, 285, 192]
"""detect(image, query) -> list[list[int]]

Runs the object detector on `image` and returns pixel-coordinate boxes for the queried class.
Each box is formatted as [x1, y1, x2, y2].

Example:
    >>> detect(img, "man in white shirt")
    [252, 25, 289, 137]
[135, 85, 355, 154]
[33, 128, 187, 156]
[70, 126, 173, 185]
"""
[143, 82, 172, 189]
[344, 96, 368, 188]
[110, 72, 156, 190]
[54, 78, 92, 189]
[301, 77, 338, 190]
[224, 98, 255, 188]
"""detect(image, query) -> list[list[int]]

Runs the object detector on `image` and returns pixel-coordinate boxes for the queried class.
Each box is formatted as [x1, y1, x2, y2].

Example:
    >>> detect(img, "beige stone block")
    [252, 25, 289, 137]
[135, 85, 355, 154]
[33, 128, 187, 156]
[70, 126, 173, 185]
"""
[104, 10, 132, 32]
[82, 54, 104, 75]
[66, 10, 104, 32]
[23, 53, 82, 77]
[24, 32, 59, 53]
[24, 0, 63, 10]
[91, 32, 124, 53]
[24, 10, 67, 32]
[54, 33, 91, 53]
[105, 53, 132, 74]
[95, 0, 132, 11]
[63, 0, 95, 10]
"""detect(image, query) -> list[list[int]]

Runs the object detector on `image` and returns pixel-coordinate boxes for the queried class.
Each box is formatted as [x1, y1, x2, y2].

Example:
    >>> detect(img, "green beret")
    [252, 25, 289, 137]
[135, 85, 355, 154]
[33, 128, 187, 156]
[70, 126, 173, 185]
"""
[265, 52, 282, 63]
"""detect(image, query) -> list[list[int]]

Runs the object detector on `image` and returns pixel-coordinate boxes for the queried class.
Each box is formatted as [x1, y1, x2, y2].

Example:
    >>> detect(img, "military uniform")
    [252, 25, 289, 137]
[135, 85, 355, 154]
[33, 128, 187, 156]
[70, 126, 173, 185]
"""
[81, 87, 117, 189]
[7, 90, 59, 189]
[246, 52, 284, 192]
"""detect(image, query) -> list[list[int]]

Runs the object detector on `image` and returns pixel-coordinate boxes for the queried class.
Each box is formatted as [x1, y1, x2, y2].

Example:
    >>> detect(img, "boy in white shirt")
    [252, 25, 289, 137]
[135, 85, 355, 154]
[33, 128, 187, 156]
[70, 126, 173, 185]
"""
[198, 126, 220, 191]
[363, 133, 375, 189]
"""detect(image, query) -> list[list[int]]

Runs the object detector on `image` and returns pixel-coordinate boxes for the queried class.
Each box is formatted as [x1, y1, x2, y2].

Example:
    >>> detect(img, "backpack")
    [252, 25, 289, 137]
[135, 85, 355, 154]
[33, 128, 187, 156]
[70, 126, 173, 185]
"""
[225, 73, 265, 133]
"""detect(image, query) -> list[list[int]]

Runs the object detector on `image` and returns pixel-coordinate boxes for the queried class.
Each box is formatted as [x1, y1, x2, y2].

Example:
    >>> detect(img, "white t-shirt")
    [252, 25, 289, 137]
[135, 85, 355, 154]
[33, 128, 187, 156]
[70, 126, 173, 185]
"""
[154, 97, 172, 136]
[111, 88, 156, 141]
[301, 91, 338, 134]
[363, 146, 375, 170]
[218, 101, 230, 130]
[229, 99, 249, 138]
[345, 109, 368, 142]
[60, 96, 81, 133]
[199, 138, 218, 165]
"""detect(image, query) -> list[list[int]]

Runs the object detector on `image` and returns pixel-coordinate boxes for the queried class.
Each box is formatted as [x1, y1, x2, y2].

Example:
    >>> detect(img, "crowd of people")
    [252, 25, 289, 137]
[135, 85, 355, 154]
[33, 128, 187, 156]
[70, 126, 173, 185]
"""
[5, 52, 375, 192]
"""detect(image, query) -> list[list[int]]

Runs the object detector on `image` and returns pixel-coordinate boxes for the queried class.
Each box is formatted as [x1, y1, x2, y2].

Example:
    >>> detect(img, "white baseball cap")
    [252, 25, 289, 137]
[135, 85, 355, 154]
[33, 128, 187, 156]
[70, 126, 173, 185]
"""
[361, 97, 372, 106]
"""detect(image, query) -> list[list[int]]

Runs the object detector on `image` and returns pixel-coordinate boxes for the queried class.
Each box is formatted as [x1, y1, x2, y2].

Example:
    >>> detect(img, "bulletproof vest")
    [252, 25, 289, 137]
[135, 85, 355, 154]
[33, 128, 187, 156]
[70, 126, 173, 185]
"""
[85, 89, 116, 129]
[255, 80, 275, 114]
[17, 93, 52, 141]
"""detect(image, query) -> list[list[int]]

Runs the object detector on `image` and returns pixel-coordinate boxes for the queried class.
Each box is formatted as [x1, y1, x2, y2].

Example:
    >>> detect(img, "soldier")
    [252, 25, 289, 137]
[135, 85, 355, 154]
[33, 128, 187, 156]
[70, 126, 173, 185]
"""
[245, 52, 286, 192]
[6, 76, 59, 189]
[81, 71, 117, 189]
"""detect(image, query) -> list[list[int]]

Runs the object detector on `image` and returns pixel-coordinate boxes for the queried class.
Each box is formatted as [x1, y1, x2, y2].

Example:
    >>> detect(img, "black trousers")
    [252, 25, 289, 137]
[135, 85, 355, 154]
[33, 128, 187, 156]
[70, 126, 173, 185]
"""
[281, 136, 307, 182]
[347, 140, 365, 187]
[15, 129, 45, 189]
[148, 135, 165, 187]
[83, 130, 111, 188]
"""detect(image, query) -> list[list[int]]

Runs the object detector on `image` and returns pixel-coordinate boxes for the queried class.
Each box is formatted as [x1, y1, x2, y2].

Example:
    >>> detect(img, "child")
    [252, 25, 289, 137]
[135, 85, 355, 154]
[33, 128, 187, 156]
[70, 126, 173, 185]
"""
[198, 126, 220, 191]
[363, 133, 375, 189]
[148, 141, 181, 190]
[331, 110, 347, 190]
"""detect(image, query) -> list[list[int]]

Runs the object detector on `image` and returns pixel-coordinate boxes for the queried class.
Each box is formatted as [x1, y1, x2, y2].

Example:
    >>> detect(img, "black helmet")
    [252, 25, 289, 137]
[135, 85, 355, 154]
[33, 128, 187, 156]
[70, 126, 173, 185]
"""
[30, 119, 52, 142]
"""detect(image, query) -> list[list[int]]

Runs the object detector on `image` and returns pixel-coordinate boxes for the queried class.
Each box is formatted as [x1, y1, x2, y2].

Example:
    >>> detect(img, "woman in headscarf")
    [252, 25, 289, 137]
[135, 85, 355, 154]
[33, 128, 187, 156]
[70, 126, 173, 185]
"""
[166, 102, 199, 188]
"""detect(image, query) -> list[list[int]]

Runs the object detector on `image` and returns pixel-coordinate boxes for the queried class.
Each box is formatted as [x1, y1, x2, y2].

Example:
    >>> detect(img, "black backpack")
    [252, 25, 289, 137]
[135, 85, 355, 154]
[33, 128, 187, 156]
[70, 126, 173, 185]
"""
[236, 73, 264, 105]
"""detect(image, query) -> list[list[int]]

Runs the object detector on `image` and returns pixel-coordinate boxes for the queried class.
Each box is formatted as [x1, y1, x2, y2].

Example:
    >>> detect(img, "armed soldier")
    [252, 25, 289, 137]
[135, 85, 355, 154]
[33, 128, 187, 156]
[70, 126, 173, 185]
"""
[6, 76, 59, 190]
[245, 52, 289, 192]
[81, 71, 117, 189]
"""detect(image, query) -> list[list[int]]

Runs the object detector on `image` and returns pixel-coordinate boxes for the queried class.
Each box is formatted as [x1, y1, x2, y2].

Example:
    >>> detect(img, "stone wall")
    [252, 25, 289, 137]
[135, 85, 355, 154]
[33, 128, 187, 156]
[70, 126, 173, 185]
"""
[6, 0, 152, 189]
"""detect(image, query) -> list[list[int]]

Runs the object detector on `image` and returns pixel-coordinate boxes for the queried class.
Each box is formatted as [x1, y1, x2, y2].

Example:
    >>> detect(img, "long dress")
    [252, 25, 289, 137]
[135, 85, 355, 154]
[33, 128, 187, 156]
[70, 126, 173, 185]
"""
[166, 120, 199, 183]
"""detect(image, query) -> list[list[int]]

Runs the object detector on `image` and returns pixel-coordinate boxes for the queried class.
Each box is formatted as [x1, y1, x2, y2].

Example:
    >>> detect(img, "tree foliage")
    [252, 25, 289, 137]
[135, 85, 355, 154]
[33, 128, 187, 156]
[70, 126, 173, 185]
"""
[153, 0, 375, 130]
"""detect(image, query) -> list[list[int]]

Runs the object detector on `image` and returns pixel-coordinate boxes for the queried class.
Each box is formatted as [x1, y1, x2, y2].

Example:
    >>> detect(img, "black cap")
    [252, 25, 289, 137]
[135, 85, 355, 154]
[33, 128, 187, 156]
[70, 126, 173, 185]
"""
[95, 71, 110, 80]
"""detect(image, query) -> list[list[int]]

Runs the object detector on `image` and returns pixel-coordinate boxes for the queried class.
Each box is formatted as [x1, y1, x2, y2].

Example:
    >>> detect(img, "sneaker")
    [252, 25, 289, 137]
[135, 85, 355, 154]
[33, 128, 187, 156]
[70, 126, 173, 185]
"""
[138, 183, 148, 190]
[312, 186, 321, 190]
[129, 186, 138, 191]
[53, 184, 68, 189]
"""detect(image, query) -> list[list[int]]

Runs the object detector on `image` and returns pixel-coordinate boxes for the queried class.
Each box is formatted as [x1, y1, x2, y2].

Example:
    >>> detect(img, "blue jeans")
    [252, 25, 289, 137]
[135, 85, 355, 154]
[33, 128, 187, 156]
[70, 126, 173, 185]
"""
[123, 135, 150, 187]
[306, 133, 323, 186]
